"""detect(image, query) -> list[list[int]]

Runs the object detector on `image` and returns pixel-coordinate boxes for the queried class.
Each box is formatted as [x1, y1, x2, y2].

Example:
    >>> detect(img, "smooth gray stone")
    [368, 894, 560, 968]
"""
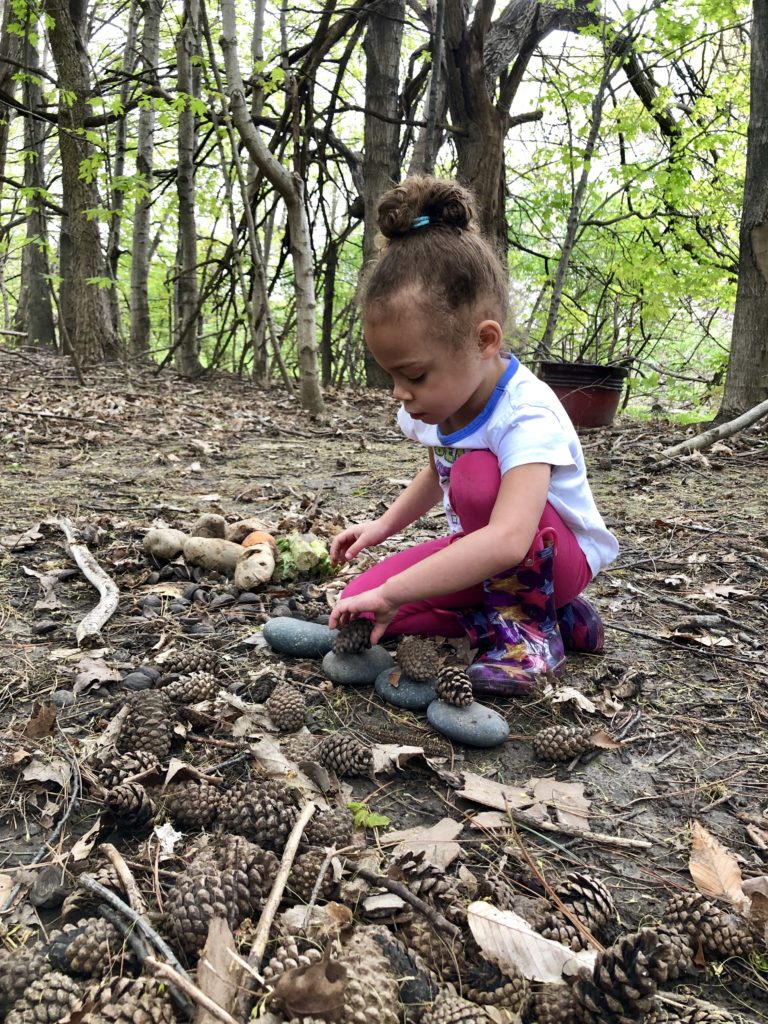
[122, 671, 155, 692]
[264, 615, 338, 658]
[323, 645, 393, 686]
[426, 700, 509, 747]
[375, 668, 437, 710]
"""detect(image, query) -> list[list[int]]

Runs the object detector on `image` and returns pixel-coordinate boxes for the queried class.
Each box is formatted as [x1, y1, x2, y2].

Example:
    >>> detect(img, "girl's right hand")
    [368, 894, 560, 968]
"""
[330, 519, 389, 565]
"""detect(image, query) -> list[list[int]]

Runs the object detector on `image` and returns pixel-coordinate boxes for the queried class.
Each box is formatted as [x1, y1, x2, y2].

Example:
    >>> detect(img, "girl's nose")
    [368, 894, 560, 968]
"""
[392, 380, 412, 402]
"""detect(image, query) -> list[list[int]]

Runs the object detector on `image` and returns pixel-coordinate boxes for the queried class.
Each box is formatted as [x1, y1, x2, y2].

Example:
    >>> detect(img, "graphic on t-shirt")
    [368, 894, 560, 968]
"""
[432, 446, 475, 533]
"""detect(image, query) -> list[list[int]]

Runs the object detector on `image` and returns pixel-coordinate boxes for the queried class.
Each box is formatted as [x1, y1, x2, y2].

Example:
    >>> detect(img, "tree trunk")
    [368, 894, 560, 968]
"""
[0, 0, 22, 183]
[14, 31, 56, 348]
[718, 0, 768, 418]
[362, 0, 404, 388]
[44, 0, 117, 362]
[130, 0, 163, 357]
[105, 0, 141, 342]
[219, 0, 323, 413]
[174, 0, 203, 376]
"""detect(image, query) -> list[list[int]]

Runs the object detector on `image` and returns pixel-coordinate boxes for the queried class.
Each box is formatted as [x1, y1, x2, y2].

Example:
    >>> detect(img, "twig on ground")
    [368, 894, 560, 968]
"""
[354, 866, 462, 939]
[655, 397, 768, 460]
[78, 874, 188, 978]
[145, 955, 240, 1024]
[57, 517, 119, 643]
[302, 845, 337, 930]
[100, 843, 148, 914]
[504, 806, 652, 849]
[233, 801, 317, 1021]
[205, 751, 253, 773]
[604, 622, 764, 667]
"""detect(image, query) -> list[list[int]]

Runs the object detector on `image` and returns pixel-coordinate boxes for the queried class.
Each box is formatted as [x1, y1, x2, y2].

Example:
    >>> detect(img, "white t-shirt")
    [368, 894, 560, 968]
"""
[396, 355, 619, 577]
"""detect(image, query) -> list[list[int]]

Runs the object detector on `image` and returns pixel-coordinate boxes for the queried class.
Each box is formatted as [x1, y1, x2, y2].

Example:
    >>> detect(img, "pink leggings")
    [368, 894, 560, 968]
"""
[341, 451, 592, 639]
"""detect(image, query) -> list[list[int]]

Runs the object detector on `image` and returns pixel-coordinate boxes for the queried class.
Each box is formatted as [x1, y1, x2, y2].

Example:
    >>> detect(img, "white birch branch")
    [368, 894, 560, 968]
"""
[57, 518, 119, 643]
[656, 397, 768, 460]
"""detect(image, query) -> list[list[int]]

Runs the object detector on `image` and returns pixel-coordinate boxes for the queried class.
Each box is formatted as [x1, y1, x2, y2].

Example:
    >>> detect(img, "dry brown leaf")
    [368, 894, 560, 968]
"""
[70, 820, 101, 862]
[371, 744, 425, 774]
[73, 656, 121, 695]
[22, 756, 71, 788]
[467, 902, 597, 982]
[457, 771, 534, 812]
[272, 951, 347, 1019]
[589, 730, 622, 750]
[689, 821, 749, 912]
[196, 918, 239, 1024]
[0, 873, 14, 904]
[381, 817, 463, 869]
[531, 778, 591, 830]
[22, 702, 57, 738]
[386, 668, 402, 688]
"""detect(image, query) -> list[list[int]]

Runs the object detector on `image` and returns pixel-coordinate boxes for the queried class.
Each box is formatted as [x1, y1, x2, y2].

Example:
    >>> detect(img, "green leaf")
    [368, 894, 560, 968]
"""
[347, 801, 390, 830]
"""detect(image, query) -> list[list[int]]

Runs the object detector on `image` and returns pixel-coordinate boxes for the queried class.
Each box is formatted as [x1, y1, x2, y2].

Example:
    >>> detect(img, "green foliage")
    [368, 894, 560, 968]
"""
[347, 801, 390, 830]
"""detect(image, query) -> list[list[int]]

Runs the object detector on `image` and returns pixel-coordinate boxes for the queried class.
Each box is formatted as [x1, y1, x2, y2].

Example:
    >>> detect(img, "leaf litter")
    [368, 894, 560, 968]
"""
[0, 351, 766, 1021]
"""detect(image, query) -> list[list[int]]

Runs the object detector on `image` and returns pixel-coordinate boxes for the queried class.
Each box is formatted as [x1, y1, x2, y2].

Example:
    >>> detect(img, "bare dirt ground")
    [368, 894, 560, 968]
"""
[0, 345, 766, 1021]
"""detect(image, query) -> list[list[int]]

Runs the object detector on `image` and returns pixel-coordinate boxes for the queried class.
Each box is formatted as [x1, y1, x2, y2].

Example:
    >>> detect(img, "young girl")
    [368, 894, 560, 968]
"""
[329, 177, 618, 696]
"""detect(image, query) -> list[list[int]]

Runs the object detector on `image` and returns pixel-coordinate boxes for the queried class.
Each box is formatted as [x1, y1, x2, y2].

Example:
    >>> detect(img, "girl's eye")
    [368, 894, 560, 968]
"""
[407, 374, 425, 384]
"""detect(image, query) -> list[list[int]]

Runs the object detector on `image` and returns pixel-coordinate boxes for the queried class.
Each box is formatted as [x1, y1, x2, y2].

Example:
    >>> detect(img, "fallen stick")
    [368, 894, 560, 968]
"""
[354, 866, 462, 939]
[101, 843, 148, 915]
[57, 517, 119, 643]
[505, 806, 652, 849]
[145, 956, 239, 1024]
[655, 396, 768, 460]
[233, 801, 317, 1020]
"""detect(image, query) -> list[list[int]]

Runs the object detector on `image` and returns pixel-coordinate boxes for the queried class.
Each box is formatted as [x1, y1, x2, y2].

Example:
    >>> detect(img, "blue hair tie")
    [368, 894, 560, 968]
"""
[411, 215, 430, 229]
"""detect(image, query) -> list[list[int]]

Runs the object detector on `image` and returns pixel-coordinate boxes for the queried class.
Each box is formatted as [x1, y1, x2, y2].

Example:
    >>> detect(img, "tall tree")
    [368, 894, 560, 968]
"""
[43, 0, 117, 361]
[130, 0, 163, 357]
[362, 0, 405, 388]
[174, 0, 203, 375]
[14, 27, 56, 347]
[719, 0, 768, 417]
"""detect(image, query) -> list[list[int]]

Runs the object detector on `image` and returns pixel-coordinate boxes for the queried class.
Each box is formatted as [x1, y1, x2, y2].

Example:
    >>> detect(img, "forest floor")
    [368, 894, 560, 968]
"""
[0, 344, 766, 1022]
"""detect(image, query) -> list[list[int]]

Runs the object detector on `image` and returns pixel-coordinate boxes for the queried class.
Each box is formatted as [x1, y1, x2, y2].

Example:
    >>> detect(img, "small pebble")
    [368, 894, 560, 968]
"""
[374, 668, 436, 710]
[139, 595, 163, 609]
[323, 646, 394, 686]
[49, 689, 75, 708]
[29, 865, 70, 909]
[237, 591, 260, 605]
[169, 600, 190, 612]
[137, 665, 160, 682]
[263, 616, 338, 658]
[32, 619, 59, 635]
[210, 593, 236, 609]
[121, 672, 155, 692]
[426, 700, 509, 747]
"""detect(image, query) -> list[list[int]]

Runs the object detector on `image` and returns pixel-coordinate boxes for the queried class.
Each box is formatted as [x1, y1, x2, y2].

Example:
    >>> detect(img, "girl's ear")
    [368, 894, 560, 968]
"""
[476, 319, 503, 357]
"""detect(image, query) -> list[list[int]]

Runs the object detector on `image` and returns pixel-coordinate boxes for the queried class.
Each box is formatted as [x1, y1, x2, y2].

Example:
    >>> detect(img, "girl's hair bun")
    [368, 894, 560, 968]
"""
[377, 176, 476, 240]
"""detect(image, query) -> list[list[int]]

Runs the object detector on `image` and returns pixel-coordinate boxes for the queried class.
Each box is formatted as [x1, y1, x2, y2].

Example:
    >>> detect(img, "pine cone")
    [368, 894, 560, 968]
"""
[287, 847, 337, 903]
[435, 665, 473, 707]
[162, 647, 220, 677]
[266, 682, 306, 732]
[647, 927, 695, 983]
[336, 927, 400, 1024]
[402, 917, 464, 981]
[218, 777, 300, 850]
[317, 733, 373, 777]
[463, 956, 530, 1013]
[87, 976, 176, 1024]
[645, 998, 738, 1024]
[663, 892, 754, 958]
[60, 860, 125, 923]
[529, 983, 576, 1024]
[302, 805, 354, 850]
[47, 916, 133, 977]
[6, 970, 83, 1024]
[572, 929, 662, 1024]
[163, 670, 220, 703]
[397, 637, 439, 681]
[261, 938, 323, 983]
[164, 861, 233, 957]
[292, 598, 328, 621]
[90, 748, 160, 788]
[207, 834, 279, 907]
[117, 691, 174, 761]
[388, 849, 453, 902]
[332, 618, 374, 655]
[558, 872, 616, 931]
[532, 724, 595, 762]
[157, 779, 221, 828]
[0, 944, 51, 1016]
[421, 995, 488, 1024]
[104, 782, 157, 827]
[534, 909, 588, 951]
[245, 671, 279, 703]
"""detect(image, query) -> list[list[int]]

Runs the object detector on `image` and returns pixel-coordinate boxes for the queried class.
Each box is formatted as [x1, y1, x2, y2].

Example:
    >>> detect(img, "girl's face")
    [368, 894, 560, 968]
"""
[364, 293, 507, 434]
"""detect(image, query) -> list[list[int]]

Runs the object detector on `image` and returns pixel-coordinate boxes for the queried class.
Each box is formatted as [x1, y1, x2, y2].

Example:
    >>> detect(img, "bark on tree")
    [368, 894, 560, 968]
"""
[362, 0, 405, 388]
[174, 0, 203, 375]
[130, 0, 163, 357]
[44, 0, 117, 362]
[0, 0, 22, 183]
[219, 0, 324, 413]
[718, 0, 768, 418]
[443, 0, 596, 253]
[14, 30, 56, 347]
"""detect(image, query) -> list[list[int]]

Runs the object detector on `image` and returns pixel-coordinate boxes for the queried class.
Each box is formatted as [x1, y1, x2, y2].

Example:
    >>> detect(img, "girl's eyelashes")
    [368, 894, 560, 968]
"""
[406, 373, 426, 384]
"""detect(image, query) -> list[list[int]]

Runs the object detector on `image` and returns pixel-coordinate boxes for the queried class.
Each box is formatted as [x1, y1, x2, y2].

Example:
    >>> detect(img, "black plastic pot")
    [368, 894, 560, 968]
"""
[538, 361, 630, 427]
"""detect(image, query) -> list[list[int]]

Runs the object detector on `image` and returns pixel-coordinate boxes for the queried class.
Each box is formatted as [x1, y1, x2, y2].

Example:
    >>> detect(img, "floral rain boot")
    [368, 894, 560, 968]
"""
[557, 596, 605, 653]
[467, 528, 565, 697]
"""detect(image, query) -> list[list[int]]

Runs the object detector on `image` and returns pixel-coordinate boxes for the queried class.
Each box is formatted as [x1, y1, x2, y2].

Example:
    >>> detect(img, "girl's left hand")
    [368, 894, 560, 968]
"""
[328, 586, 399, 645]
